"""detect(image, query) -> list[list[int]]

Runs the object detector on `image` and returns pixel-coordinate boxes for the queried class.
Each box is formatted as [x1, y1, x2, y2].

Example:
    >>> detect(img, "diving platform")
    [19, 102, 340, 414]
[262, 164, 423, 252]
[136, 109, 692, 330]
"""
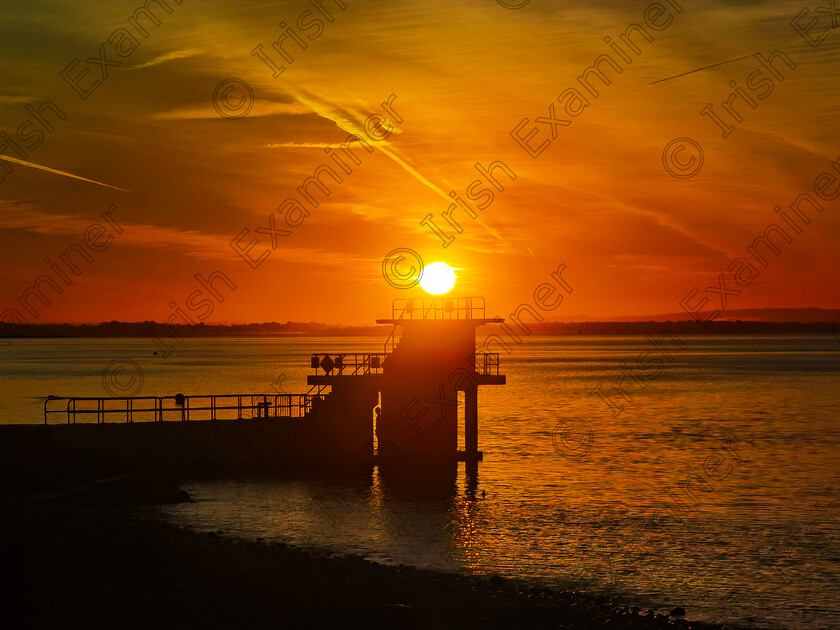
[307, 353, 386, 387]
[3, 296, 507, 491]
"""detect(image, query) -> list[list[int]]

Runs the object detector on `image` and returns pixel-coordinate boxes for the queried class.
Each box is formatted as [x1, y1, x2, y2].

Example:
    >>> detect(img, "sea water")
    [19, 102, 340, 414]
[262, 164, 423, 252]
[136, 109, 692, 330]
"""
[2, 334, 838, 628]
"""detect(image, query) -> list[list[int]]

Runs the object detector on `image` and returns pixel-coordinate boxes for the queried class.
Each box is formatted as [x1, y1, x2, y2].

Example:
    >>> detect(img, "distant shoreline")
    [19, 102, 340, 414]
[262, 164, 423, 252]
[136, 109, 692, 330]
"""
[1, 319, 837, 339]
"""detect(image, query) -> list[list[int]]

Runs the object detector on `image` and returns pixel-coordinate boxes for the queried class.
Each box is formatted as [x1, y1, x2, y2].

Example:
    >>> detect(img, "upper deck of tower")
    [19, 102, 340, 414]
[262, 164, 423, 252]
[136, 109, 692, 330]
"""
[375, 296, 502, 326]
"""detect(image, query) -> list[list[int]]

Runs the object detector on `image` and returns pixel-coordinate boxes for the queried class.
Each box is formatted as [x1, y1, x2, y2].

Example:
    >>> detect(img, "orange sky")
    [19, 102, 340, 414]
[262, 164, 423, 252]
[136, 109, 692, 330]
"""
[1, 0, 839, 325]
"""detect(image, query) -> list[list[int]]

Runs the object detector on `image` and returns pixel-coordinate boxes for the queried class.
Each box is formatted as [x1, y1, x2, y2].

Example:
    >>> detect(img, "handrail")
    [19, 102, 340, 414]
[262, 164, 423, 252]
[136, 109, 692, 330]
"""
[309, 351, 500, 376]
[305, 383, 331, 396]
[384, 322, 399, 353]
[391, 296, 485, 321]
[43, 393, 326, 425]
[472, 352, 501, 376]
[310, 353, 389, 376]
[384, 303, 409, 353]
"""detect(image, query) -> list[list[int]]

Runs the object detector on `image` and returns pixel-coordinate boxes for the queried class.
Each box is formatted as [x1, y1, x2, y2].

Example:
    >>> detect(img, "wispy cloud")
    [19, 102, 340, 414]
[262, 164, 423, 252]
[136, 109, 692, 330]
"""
[0, 203, 379, 274]
[1, 203, 228, 258]
[130, 49, 203, 70]
[285, 86, 512, 246]
[0, 156, 132, 192]
[649, 53, 757, 85]
[262, 142, 331, 149]
[150, 101, 311, 121]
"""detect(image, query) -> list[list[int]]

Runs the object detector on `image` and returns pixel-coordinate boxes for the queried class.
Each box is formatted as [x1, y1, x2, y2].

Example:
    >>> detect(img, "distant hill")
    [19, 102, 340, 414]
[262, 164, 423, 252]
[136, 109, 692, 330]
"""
[0, 321, 384, 339]
[592, 308, 838, 324]
[1, 308, 838, 339]
[528, 320, 835, 335]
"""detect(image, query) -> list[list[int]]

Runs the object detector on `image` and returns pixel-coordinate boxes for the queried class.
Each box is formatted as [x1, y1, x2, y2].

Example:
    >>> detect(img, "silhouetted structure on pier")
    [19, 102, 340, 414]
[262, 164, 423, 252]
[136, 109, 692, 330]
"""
[1, 297, 505, 491]
[309, 297, 506, 481]
[379, 297, 504, 464]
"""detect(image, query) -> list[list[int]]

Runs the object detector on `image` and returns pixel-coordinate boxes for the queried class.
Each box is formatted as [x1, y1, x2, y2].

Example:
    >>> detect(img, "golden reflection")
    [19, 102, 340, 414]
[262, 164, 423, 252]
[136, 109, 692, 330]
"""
[449, 478, 487, 572]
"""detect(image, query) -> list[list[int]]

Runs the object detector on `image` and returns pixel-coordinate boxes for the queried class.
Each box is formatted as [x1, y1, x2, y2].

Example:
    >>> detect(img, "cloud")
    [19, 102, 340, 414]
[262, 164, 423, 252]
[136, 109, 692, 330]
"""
[0, 203, 377, 276]
[262, 142, 332, 149]
[284, 86, 513, 246]
[0, 156, 132, 192]
[150, 101, 311, 121]
[130, 49, 203, 70]
[0, 203, 228, 259]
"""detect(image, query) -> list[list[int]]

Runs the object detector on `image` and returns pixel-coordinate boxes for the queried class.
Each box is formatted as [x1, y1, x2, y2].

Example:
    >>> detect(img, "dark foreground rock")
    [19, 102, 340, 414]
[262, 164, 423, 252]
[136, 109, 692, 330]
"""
[0, 499, 744, 630]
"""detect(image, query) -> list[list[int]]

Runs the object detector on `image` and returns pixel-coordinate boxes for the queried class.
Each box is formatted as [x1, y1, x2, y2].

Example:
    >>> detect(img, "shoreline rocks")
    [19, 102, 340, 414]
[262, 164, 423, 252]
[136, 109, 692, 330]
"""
[0, 498, 756, 630]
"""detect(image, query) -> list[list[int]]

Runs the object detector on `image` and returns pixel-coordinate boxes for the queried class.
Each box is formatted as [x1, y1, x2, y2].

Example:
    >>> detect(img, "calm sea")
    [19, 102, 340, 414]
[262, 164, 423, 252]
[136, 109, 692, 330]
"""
[2, 334, 839, 629]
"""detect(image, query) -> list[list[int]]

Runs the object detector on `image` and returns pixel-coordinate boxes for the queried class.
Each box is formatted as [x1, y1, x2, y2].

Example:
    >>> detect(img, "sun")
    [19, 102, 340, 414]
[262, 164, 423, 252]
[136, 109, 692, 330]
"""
[419, 262, 457, 295]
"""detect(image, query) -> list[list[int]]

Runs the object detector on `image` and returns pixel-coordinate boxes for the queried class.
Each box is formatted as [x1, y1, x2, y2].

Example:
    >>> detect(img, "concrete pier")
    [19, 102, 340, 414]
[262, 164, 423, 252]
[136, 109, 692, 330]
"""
[1, 297, 505, 492]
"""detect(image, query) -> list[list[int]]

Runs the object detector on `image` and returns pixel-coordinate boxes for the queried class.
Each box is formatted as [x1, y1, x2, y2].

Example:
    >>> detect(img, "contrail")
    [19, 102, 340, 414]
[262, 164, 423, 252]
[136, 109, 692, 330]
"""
[0, 155, 132, 192]
[649, 53, 757, 85]
[287, 87, 512, 247]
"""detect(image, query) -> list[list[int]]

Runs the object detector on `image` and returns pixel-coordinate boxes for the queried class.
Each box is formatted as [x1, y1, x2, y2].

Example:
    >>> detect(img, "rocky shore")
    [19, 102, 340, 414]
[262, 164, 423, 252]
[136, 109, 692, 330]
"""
[0, 483, 749, 630]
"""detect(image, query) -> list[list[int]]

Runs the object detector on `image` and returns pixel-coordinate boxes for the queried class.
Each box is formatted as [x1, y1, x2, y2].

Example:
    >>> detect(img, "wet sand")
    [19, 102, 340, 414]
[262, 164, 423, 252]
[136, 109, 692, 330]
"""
[0, 485, 746, 630]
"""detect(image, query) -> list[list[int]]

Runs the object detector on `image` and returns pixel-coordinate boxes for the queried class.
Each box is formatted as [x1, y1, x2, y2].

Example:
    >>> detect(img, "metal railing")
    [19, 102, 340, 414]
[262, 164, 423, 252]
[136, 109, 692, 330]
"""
[391, 297, 486, 321]
[308, 351, 499, 376]
[384, 304, 407, 353]
[43, 393, 326, 425]
[306, 383, 331, 396]
[384, 323, 401, 354]
[310, 353, 389, 376]
[472, 352, 501, 376]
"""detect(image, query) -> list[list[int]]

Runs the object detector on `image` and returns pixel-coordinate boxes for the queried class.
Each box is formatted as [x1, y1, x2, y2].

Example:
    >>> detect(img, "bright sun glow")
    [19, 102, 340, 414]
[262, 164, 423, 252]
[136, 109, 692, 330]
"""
[419, 262, 457, 295]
